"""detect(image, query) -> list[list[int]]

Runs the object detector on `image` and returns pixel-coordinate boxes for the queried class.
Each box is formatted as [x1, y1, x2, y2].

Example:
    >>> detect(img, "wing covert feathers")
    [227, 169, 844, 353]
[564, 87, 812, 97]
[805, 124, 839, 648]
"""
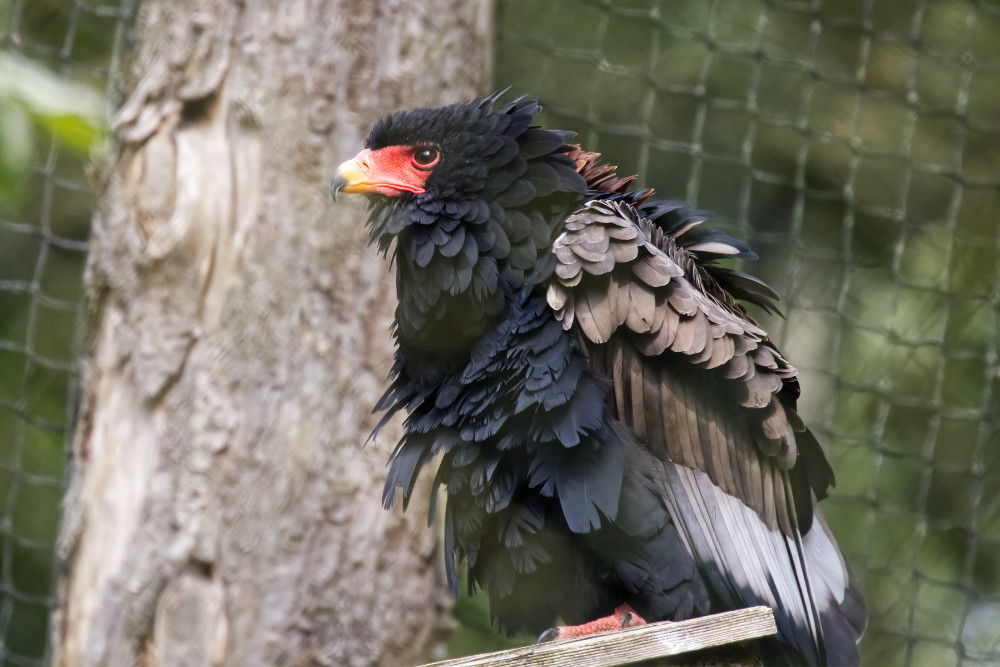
[547, 199, 832, 535]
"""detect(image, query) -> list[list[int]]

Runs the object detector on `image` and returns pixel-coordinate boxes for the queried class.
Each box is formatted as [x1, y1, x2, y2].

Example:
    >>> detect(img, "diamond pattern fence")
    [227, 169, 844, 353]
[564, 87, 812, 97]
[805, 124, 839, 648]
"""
[0, 0, 132, 663]
[496, 1, 1000, 664]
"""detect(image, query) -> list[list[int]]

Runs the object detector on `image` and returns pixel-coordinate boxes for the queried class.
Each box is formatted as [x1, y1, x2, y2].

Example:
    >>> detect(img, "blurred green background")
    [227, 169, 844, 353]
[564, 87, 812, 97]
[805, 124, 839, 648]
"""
[1, 0, 118, 664]
[495, 1, 1000, 665]
[2, 0, 999, 665]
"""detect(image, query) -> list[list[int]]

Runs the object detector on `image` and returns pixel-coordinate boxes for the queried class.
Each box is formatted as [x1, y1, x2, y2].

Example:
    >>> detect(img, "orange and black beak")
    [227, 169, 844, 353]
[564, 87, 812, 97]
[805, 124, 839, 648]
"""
[331, 154, 368, 202]
[330, 153, 369, 201]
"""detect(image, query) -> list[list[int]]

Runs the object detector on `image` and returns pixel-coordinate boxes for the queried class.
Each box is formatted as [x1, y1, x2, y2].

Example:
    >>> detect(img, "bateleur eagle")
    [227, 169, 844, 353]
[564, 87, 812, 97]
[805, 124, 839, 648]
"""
[331, 96, 867, 666]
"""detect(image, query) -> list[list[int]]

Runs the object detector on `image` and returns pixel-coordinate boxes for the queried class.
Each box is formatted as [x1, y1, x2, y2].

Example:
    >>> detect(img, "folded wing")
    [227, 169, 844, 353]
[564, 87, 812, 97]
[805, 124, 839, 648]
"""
[547, 198, 867, 665]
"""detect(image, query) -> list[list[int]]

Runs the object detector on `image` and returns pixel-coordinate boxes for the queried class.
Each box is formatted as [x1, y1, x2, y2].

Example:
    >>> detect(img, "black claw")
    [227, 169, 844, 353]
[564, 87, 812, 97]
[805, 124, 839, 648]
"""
[537, 627, 561, 643]
[620, 612, 633, 629]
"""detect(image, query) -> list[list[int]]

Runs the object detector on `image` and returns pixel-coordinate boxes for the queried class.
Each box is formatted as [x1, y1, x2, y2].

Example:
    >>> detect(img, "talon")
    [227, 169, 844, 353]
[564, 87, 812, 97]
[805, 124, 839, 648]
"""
[616, 604, 647, 629]
[538, 627, 562, 643]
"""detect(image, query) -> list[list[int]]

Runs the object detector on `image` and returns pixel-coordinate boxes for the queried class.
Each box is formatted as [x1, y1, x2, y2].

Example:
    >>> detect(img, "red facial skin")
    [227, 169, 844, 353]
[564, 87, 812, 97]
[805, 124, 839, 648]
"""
[336, 145, 440, 197]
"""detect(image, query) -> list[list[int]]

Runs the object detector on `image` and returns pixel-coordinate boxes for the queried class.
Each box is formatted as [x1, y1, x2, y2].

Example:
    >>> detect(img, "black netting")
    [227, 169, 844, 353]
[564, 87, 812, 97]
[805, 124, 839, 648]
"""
[0, 1, 132, 663]
[1, 1, 997, 665]
[497, 1, 1000, 665]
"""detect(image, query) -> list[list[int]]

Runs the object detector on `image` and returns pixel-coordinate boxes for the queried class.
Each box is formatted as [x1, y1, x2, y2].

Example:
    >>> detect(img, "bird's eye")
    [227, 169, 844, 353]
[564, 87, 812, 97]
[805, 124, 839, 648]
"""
[412, 147, 440, 169]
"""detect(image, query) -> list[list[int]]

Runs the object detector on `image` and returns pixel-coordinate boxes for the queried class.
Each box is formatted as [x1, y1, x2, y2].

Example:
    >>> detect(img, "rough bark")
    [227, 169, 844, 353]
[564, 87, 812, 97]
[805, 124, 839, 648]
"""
[53, 2, 493, 666]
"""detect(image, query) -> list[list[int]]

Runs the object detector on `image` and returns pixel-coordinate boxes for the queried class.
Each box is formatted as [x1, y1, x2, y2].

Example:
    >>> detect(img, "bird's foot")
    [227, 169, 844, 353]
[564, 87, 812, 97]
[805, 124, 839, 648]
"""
[537, 604, 647, 642]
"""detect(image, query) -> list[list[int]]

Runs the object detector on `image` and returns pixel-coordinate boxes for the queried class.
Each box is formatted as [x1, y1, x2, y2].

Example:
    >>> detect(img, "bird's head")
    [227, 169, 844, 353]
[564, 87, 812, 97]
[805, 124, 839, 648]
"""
[332, 98, 496, 202]
[331, 96, 588, 257]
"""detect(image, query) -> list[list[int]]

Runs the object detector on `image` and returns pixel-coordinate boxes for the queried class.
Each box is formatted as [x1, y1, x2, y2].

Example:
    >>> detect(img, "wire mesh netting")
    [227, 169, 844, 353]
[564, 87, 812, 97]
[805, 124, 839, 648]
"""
[497, 0, 1000, 665]
[0, 0, 131, 663]
[0, 0, 997, 665]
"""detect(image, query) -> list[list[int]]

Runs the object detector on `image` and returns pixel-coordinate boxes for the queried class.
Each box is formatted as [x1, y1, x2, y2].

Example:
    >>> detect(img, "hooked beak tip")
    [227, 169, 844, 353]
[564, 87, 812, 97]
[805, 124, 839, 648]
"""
[331, 156, 369, 202]
[330, 173, 348, 202]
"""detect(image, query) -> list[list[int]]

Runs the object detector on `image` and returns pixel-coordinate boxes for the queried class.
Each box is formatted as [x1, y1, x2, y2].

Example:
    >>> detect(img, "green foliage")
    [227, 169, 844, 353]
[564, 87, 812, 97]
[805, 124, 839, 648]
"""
[0, 52, 104, 151]
[0, 97, 32, 213]
[447, 580, 533, 658]
[0, 52, 104, 213]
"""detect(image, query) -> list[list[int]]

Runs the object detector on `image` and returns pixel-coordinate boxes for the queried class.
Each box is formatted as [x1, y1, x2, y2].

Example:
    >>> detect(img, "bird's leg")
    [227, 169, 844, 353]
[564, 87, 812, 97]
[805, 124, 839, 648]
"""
[537, 604, 648, 642]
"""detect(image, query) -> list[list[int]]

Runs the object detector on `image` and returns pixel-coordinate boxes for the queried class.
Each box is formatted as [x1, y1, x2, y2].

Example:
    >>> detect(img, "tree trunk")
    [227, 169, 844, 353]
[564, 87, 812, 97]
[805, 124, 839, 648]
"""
[52, 2, 493, 665]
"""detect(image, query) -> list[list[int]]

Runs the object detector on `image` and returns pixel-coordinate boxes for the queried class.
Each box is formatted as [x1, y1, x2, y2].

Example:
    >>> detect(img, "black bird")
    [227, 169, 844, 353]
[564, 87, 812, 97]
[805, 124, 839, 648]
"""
[332, 96, 867, 665]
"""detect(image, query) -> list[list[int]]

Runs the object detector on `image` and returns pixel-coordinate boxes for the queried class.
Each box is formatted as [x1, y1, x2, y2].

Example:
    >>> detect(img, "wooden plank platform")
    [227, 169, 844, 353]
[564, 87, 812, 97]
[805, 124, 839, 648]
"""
[420, 606, 777, 667]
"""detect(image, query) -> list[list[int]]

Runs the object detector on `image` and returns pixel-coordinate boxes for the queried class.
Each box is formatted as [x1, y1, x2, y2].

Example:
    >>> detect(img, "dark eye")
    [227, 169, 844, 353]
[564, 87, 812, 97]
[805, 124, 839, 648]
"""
[412, 147, 440, 168]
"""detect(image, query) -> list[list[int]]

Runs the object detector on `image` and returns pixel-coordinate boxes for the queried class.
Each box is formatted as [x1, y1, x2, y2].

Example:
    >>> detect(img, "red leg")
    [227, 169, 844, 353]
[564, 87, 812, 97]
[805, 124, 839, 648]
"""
[538, 604, 649, 642]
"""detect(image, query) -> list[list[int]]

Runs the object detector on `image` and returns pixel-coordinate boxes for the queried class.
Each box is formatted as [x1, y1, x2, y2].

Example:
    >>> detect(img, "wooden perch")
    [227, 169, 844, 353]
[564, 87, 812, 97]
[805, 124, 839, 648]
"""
[420, 606, 777, 667]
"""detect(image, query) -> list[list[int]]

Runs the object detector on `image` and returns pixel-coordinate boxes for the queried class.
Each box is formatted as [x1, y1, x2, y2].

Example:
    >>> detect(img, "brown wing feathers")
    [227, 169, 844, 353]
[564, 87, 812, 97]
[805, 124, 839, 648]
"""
[547, 199, 824, 536]
[568, 146, 639, 195]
